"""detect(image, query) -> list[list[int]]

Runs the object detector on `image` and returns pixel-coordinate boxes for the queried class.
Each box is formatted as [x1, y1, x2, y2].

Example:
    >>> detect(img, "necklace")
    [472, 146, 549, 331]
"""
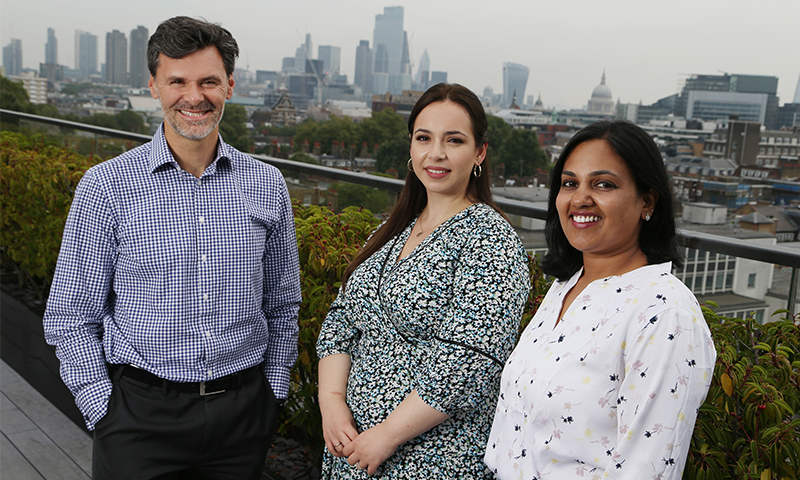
[415, 217, 426, 237]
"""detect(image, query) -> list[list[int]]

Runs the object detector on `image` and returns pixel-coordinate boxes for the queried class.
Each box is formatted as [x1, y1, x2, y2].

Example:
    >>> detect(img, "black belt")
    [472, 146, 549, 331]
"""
[111, 363, 262, 396]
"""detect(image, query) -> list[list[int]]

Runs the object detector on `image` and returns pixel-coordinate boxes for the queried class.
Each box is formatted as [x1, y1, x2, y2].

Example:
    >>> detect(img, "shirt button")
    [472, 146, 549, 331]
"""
[198, 216, 205, 224]
[207, 369, 213, 377]
[201, 254, 207, 262]
[196, 179, 201, 186]
[205, 331, 212, 338]
[203, 293, 209, 301]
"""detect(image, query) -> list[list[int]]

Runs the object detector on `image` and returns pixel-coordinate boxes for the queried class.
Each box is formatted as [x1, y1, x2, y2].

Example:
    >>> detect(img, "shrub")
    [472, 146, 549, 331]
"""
[685, 307, 800, 480]
[0, 132, 100, 300]
[279, 203, 381, 450]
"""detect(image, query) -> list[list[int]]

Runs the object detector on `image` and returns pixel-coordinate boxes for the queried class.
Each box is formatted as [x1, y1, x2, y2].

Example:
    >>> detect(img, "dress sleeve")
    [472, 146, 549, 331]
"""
[603, 303, 716, 479]
[413, 227, 530, 415]
[43, 169, 115, 430]
[316, 284, 361, 359]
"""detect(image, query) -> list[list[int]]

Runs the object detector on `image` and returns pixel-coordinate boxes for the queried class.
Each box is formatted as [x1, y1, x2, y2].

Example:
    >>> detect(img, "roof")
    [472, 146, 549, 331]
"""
[740, 212, 776, 225]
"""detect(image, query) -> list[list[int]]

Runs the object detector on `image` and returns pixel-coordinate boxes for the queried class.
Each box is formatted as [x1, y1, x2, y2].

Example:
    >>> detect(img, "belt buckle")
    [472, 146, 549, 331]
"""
[199, 381, 225, 396]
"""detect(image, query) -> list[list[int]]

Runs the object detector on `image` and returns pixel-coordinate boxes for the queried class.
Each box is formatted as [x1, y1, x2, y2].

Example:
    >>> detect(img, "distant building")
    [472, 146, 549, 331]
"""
[75, 30, 98, 77]
[105, 30, 127, 85]
[9, 72, 47, 104]
[269, 93, 298, 126]
[587, 72, 614, 116]
[255, 70, 278, 87]
[318, 45, 341, 76]
[354, 40, 373, 93]
[677, 74, 780, 129]
[794, 73, 800, 103]
[372, 6, 405, 76]
[129, 26, 148, 88]
[372, 90, 423, 121]
[777, 103, 800, 129]
[3, 39, 23, 76]
[416, 49, 430, 89]
[45, 28, 57, 65]
[502, 62, 529, 109]
[430, 71, 447, 86]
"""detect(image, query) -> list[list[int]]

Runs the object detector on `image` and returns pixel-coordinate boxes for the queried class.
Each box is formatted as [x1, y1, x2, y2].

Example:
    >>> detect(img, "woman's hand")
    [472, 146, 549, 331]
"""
[320, 394, 359, 457]
[342, 422, 400, 476]
[318, 353, 358, 457]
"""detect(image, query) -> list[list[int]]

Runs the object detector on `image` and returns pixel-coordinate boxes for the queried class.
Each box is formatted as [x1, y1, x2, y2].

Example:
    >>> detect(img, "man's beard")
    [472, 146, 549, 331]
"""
[163, 100, 225, 141]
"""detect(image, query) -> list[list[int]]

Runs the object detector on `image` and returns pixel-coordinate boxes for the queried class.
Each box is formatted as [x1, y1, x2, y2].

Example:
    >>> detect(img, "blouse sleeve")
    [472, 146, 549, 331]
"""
[316, 286, 361, 359]
[603, 302, 716, 479]
[413, 227, 530, 415]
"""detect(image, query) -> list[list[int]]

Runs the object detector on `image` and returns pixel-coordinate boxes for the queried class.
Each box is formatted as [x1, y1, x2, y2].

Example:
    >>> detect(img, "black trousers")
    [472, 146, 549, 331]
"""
[92, 368, 279, 480]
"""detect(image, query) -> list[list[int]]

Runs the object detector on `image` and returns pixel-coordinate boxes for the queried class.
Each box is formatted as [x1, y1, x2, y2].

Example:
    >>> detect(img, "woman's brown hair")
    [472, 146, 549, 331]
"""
[341, 83, 507, 287]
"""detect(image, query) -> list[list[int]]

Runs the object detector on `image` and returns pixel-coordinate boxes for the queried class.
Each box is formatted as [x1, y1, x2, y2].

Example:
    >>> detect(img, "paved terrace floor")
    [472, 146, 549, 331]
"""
[1, 359, 92, 479]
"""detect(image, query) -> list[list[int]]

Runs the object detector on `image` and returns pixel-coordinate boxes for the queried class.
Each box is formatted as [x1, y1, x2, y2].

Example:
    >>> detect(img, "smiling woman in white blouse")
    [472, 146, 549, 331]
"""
[485, 119, 716, 480]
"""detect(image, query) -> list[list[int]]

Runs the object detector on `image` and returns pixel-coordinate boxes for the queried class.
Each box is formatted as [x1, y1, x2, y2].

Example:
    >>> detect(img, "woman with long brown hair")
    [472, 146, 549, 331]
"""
[316, 83, 529, 478]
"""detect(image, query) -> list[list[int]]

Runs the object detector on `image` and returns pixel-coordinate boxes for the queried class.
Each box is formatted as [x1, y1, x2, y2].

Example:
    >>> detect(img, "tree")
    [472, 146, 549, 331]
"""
[114, 110, 145, 134]
[289, 152, 320, 165]
[486, 115, 512, 166]
[358, 107, 406, 147]
[219, 104, 252, 152]
[0, 77, 33, 113]
[375, 133, 410, 176]
[333, 182, 389, 214]
[498, 128, 548, 177]
[293, 119, 320, 152]
[316, 115, 359, 155]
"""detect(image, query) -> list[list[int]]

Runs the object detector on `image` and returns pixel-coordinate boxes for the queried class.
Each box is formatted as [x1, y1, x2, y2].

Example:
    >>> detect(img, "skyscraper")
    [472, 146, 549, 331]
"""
[75, 30, 98, 77]
[417, 49, 430, 88]
[318, 45, 341, 76]
[794, 72, 800, 104]
[129, 26, 149, 88]
[372, 6, 404, 76]
[3, 39, 23, 76]
[105, 30, 127, 85]
[45, 28, 57, 65]
[503, 62, 530, 109]
[401, 31, 411, 75]
[354, 40, 373, 92]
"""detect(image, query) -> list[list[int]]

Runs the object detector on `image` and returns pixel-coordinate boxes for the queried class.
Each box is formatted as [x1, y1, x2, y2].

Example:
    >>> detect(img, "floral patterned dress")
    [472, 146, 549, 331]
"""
[485, 262, 716, 480]
[317, 203, 530, 479]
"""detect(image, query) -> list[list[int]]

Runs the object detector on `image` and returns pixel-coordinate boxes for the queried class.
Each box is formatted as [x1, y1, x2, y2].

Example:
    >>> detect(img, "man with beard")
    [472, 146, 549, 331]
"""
[43, 16, 300, 479]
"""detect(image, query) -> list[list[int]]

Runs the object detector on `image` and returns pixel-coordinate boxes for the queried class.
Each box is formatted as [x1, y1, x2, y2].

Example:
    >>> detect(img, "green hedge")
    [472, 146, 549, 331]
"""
[1, 133, 798, 478]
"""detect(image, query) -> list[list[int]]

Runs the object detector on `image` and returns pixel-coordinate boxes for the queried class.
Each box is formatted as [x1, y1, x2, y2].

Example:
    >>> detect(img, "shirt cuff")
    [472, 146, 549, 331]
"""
[75, 378, 113, 431]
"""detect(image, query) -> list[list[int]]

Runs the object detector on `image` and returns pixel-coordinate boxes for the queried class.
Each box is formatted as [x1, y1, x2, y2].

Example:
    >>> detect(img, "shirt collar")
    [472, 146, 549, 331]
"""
[147, 123, 234, 175]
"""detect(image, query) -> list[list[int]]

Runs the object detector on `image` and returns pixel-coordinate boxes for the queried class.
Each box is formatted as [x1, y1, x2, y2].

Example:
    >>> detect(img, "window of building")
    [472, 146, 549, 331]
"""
[747, 273, 756, 287]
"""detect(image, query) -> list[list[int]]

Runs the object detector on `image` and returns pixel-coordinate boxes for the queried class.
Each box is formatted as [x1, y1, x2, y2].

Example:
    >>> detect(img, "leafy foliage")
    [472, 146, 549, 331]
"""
[332, 182, 390, 214]
[374, 133, 410, 176]
[219, 104, 253, 152]
[280, 203, 381, 450]
[0, 132, 101, 299]
[685, 307, 800, 480]
[499, 128, 549, 177]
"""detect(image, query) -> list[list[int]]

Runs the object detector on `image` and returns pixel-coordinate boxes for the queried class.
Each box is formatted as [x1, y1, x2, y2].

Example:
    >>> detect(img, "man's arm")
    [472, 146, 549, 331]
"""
[43, 169, 116, 430]
[260, 179, 301, 398]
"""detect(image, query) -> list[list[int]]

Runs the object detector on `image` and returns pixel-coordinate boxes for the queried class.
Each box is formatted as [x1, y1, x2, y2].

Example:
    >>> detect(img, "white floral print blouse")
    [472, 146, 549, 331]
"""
[485, 262, 716, 480]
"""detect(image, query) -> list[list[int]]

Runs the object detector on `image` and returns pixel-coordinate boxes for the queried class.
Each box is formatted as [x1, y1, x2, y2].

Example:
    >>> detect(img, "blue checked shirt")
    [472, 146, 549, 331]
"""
[44, 125, 301, 430]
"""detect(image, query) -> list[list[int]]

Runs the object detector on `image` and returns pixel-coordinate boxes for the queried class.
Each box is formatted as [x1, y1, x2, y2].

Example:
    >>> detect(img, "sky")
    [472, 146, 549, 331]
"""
[2, 0, 799, 110]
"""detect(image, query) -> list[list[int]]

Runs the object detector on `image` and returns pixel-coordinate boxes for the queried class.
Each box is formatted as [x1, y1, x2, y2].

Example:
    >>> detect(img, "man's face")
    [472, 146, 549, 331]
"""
[149, 46, 234, 141]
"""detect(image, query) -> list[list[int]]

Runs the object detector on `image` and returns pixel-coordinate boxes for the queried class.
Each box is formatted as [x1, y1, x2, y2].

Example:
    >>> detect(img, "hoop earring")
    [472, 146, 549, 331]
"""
[407, 158, 414, 172]
[473, 164, 482, 178]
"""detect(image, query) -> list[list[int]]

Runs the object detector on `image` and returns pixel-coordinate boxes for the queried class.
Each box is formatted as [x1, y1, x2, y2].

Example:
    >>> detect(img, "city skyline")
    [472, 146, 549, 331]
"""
[2, 0, 798, 110]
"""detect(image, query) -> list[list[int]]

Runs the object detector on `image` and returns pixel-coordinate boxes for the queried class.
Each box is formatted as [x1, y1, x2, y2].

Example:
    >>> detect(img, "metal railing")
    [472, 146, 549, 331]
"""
[2, 108, 798, 315]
